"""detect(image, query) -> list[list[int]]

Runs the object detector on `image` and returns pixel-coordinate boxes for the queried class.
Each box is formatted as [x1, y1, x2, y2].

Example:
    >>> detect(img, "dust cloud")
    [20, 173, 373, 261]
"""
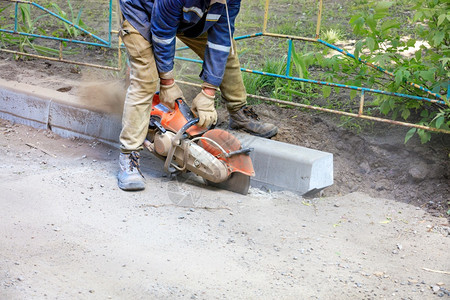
[76, 69, 128, 115]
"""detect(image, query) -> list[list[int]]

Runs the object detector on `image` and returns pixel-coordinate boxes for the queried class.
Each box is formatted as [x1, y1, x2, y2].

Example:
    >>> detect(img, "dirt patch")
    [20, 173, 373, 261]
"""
[213, 101, 450, 220]
[253, 104, 450, 218]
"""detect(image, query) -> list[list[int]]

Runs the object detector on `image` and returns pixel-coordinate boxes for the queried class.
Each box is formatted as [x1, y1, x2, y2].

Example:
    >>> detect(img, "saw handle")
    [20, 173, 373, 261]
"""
[225, 147, 254, 158]
[173, 117, 200, 144]
[164, 118, 199, 173]
[150, 119, 167, 133]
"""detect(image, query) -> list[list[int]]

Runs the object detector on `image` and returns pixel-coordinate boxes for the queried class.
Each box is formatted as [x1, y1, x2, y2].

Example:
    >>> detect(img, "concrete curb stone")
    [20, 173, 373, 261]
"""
[0, 78, 333, 194]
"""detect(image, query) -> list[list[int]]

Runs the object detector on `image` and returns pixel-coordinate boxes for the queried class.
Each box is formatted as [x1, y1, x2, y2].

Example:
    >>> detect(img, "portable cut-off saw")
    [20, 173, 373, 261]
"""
[143, 94, 255, 195]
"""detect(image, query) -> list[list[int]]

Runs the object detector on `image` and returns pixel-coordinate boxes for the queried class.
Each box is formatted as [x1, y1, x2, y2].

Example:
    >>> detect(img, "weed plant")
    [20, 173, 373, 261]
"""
[50, 0, 88, 38]
[8, 3, 61, 59]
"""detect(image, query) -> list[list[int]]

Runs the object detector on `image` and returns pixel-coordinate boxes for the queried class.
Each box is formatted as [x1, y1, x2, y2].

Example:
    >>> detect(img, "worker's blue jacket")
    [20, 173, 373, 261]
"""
[119, 0, 241, 87]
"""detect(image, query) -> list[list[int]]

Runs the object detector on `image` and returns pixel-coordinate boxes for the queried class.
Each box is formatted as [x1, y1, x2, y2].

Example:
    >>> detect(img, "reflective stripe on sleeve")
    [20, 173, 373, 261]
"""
[206, 13, 221, 21]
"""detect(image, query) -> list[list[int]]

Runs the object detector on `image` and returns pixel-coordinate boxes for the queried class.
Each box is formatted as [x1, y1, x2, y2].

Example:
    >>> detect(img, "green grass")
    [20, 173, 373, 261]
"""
[242, 57, 284, 95]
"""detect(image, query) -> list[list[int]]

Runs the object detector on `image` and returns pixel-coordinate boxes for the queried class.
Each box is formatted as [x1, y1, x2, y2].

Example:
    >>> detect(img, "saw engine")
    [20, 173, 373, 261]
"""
[143, 94, 254, 195]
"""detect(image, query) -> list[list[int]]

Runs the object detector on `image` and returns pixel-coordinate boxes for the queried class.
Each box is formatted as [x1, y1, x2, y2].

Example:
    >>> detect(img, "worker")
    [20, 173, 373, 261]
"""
[117, 0, 278, 191]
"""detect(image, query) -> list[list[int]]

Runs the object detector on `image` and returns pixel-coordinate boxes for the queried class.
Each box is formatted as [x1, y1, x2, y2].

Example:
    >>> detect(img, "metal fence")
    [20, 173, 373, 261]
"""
[0, 0, 122, 70]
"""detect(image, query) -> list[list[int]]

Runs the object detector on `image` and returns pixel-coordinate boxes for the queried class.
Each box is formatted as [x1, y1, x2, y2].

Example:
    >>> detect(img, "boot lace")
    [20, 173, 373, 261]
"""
[242, 106, 260, 121]
[129, 151, 144, 177]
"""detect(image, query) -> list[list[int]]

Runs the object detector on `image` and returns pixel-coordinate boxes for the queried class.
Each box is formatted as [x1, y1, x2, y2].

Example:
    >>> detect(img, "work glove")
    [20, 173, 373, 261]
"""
[191, 90, 217, 128]
[159, 81, 184, 110]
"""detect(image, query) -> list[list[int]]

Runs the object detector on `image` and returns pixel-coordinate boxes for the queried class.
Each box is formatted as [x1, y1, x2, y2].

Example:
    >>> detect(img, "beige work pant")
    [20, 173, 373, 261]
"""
[119, 21, 247, 153]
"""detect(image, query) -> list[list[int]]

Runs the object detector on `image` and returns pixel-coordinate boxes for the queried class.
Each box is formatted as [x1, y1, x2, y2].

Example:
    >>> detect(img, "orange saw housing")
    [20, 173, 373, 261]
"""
[151, 94, 207, 137]
[150, 94, 255, 178]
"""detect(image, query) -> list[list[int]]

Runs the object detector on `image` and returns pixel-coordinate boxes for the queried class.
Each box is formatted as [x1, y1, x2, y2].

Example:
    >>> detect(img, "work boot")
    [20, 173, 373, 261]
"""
[118, 151, 145, 191]
[229, 106, 278, 138]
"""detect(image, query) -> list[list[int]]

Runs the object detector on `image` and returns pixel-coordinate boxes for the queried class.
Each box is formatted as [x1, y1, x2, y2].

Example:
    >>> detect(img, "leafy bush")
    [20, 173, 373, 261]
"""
[347, 0, 449, 143]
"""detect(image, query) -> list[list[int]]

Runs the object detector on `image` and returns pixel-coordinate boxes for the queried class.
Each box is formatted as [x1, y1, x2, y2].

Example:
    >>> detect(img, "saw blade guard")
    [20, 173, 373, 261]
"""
[199, 129, 255, 177]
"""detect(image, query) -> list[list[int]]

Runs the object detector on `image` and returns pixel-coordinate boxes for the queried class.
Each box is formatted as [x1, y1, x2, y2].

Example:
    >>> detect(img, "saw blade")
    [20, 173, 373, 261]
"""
[206, 172, 250, 195]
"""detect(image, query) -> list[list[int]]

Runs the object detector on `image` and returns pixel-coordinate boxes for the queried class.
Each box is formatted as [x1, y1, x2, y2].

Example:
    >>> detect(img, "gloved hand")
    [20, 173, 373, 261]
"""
[191, 90, 217, 128]
[159, 81, 184, 110]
